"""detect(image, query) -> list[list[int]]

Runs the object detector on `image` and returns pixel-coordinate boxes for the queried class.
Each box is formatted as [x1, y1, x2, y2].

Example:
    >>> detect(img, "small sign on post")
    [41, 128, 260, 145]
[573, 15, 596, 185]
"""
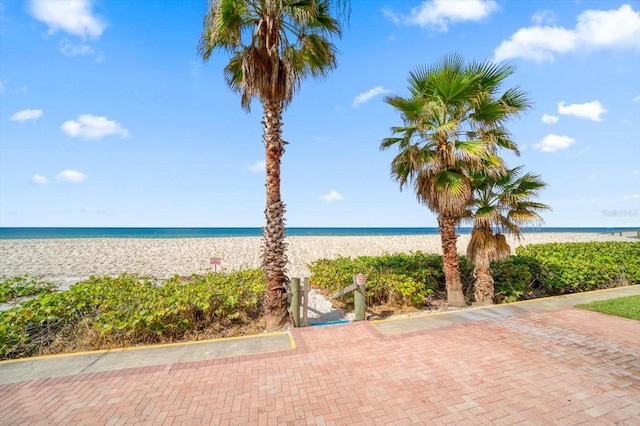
[210, 257, 221, 273]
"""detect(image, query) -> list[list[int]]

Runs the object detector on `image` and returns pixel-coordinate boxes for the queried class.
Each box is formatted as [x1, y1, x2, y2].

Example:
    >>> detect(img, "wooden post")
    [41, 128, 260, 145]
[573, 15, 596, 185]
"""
[291, 277, 301, 327]
[354, 274, 366, 321]
[303, 277, 309, 327]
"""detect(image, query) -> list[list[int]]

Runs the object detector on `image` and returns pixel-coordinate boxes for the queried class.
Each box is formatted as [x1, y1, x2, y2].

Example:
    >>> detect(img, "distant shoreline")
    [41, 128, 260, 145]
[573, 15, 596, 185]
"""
[1, 226, 639, 239]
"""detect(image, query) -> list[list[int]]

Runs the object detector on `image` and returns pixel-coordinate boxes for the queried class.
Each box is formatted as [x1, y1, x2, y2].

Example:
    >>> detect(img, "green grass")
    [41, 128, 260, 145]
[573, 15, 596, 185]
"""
[576, 295, 640, 321]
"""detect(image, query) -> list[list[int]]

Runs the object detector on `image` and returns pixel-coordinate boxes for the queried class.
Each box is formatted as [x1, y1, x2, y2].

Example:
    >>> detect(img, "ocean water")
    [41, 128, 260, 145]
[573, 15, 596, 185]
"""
[0, 227, 637, 239]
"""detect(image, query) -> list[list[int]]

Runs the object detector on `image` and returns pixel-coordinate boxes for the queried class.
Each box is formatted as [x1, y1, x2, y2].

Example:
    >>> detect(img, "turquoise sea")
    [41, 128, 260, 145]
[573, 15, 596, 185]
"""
[0, 227, 636, 239]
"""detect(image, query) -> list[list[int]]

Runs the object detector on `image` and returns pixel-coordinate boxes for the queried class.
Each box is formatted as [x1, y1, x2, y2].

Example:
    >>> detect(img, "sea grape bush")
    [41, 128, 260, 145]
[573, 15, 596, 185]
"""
[0, 270, 265, 360]
[309, 242, 640, 307]
[515, 242, 640, 293]
[309, 252, 444, 306]
[0, 275, 58, 303]
[490, 256, 537, 303]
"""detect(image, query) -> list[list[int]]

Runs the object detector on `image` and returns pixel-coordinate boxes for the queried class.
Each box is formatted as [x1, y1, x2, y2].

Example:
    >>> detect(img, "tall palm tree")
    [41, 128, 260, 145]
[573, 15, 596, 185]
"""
[465, 166, 550, 305]
[199, 0, 347, 327]
[381, 54, 531, 307]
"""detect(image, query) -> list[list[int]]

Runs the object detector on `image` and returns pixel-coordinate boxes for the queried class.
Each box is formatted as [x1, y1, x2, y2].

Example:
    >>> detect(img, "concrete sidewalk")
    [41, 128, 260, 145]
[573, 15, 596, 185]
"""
[372, 284, 640, 335]
[1, 285, 639, 425]
[0, 333, 293, 385]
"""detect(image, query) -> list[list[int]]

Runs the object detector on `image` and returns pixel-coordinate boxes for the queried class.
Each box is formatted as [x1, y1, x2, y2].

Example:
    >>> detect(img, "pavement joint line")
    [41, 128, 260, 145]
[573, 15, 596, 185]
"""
[79, 350, 109, 374]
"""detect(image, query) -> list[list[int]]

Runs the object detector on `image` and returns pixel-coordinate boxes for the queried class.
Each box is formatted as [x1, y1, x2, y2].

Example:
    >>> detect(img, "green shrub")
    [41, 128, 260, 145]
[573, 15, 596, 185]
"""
[491, 256, 535, 303]
[0, 276, 58, 303]
[516, 242, 640, 294]
[0, 270, 265, 360]
[309, 252, 444, 307]
[308, 242, 640, 308]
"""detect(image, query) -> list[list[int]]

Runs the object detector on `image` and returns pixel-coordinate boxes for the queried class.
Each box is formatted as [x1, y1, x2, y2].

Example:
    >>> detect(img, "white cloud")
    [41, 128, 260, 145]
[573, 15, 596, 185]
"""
[57, 169, 87, 183]
[386, 0, 499, 31]
[31, 174, 49, 185]
[622, 194, 640, 200]
[557, 101, 607, 122]
[633, 95, 640, 102]
[352, 86, 390, 107]
[61, 114, 130, 139]
[245, 160, 266, 173]
[494, 4, 640, 62]
[534, 134, 575, 152]
[531, 10, 556, 26]
[321, 190, 344, 202]
[381, 8, 400, 25]
[576, 5, 640, 50]
[494, 26, 577, 63]
[10, 109, 43, 122]
[60, 40, 94, 56]
[29, 0, 106, 39]
[541, 114, 559, 124]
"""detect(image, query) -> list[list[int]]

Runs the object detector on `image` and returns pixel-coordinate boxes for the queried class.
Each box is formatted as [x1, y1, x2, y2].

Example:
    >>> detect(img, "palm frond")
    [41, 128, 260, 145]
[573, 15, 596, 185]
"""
[200, 0, 344, 110]
[468, 165, 551, 239]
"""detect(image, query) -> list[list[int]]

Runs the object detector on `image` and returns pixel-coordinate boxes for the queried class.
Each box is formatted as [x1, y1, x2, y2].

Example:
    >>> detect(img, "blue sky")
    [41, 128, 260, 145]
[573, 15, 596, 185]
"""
[1, 0, 639, 228]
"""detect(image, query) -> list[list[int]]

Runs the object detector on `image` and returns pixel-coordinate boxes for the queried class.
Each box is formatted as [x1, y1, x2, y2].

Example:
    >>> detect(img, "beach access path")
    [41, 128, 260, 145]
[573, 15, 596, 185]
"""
[1, 286, 639, 425]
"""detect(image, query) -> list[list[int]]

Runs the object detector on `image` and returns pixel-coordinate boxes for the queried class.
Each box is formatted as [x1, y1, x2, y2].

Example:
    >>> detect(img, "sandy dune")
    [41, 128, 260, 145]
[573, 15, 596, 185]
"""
[0, 232, 633, 288]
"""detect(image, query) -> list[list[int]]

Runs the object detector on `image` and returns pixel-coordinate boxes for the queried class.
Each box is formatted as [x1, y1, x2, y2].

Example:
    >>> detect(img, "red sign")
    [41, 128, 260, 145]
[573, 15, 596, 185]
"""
[210, 257, 221, 265]
[356, 274, 366, 285]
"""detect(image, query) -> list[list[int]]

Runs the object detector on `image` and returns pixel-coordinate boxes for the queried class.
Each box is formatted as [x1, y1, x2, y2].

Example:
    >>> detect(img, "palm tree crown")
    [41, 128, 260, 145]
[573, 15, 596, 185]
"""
[381, 54, 530, 214]
[381, 54, 531, 307]
[466, 166, 549, 238]
[199, 0, 343, 111]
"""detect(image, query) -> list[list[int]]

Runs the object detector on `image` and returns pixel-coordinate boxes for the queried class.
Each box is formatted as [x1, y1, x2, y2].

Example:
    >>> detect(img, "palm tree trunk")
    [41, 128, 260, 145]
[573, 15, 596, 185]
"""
[262, 100, 289, 329]
[438, 216, 466, 307]
[473, 265, 494, 305]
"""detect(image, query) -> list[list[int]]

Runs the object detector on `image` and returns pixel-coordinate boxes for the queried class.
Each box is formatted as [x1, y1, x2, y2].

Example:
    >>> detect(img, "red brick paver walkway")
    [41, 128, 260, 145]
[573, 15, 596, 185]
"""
[1, 307, 639, 425]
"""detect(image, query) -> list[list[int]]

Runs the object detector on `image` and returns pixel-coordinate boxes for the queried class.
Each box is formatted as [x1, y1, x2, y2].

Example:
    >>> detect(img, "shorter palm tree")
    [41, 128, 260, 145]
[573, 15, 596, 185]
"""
[464, 166, 550, 305]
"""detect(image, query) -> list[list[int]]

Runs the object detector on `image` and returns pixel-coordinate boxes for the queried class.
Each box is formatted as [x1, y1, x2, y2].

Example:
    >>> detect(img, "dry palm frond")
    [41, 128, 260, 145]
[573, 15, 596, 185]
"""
[467, 227, 496, 268]
[494, 233, 511, 260]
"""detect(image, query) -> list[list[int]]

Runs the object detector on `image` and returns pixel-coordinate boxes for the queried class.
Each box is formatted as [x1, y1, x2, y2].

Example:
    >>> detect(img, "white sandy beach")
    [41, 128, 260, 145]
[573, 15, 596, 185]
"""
[0, 232, 635, 288]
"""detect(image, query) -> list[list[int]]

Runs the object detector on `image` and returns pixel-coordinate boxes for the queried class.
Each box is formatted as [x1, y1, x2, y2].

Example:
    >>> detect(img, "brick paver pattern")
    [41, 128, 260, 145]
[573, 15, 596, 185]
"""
[1, 307, 639, 425]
